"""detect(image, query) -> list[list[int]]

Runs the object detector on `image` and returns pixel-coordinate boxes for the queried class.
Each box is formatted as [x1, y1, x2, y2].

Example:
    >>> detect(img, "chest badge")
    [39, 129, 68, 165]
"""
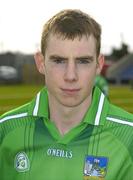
[83, 155, 108, 179]
[14, 152, 30, 172]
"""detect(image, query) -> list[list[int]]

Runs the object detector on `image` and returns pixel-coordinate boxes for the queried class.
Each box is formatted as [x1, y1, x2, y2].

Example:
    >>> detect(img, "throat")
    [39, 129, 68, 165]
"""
[48, 92, 92, 135]
[50, 108, 86, 136]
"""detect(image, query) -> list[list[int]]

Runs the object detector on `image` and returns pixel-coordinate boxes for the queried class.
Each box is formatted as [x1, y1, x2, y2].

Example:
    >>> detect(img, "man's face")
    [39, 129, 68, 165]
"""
[36, 34, 104, 108]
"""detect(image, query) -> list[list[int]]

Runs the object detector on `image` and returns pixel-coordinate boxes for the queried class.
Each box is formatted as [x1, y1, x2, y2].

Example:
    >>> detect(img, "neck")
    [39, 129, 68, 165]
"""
[48, 95, 92, 135]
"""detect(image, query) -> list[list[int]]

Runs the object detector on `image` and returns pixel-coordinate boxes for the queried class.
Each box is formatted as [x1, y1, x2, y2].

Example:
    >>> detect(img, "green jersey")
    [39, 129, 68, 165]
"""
[0, 87, 133, 180]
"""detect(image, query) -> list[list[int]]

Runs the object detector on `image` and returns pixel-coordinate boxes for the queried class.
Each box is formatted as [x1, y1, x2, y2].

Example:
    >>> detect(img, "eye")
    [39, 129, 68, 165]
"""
[77, 59, 91, 64]
[53, 58, 65, 64]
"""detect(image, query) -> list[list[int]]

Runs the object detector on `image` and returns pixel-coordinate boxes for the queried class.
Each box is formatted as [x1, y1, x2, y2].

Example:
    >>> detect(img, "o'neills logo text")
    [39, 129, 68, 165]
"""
[47, 148, 73, 159]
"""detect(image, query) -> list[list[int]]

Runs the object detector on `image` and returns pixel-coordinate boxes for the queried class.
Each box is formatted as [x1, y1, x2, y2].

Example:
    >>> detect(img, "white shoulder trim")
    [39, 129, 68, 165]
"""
[0, 113, 28, 123]
[33, 92, 41, 116]
[107, 116, 133, 127]
[94, 93, 105, 125]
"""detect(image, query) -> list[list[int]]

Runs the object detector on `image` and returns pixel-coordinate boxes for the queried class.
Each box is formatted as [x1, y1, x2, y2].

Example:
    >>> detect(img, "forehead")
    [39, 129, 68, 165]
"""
[46, 34, 97, 57]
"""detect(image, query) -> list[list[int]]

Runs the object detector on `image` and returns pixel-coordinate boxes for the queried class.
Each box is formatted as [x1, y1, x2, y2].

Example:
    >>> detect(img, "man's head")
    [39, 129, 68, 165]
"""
[41, 9, 101, 58]
[34, 9, 104, 108]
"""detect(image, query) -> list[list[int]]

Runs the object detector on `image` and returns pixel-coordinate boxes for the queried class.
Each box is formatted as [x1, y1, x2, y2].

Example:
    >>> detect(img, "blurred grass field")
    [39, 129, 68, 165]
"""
[0, 84, 133, 115]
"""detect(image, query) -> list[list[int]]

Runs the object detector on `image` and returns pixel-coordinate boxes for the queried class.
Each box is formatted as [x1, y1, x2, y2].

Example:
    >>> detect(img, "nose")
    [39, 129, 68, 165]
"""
[64, 61, 78, 82]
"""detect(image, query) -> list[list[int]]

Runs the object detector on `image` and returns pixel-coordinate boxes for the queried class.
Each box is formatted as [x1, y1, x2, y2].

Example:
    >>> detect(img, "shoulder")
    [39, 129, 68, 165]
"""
[0, 103, 29, 123]
[106, 103, 133, 157]
[0, 103, 37, 140]
[0, 102, 36, 131]
[107, 103, 133, 126]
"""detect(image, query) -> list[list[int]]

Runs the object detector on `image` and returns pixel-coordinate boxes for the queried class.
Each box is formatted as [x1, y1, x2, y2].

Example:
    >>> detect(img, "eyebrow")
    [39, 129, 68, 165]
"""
[49, 55, 68, 60]
[49, 55, 94, 61]
[75, 56, 94, 61]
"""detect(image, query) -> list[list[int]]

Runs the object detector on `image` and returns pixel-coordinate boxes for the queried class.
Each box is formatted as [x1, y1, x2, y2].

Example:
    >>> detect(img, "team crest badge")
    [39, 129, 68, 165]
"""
[14, 152, 30, 172]
[83, 155, 108, 180]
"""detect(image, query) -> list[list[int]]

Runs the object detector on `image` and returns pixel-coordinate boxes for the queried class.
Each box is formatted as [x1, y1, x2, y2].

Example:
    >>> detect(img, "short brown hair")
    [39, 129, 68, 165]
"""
[41, 9, 101, 57]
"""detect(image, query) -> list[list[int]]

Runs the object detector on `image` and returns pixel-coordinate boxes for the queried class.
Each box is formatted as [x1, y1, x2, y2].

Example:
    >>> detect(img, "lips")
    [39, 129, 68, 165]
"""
[61, 88, 80, 95]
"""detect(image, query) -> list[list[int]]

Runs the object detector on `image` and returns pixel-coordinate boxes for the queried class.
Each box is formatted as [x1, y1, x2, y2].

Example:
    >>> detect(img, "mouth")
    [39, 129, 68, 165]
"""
[61, 88, 80, 95]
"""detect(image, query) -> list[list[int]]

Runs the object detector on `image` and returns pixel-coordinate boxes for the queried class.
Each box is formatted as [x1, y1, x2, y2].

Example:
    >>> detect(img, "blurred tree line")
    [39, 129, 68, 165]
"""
[110, 43, 129, 61]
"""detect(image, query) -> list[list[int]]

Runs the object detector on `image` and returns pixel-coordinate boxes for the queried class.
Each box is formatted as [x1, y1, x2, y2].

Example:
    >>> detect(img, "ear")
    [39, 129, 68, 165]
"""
[34, 52, 45, 75]
[96, 54, 105, 75]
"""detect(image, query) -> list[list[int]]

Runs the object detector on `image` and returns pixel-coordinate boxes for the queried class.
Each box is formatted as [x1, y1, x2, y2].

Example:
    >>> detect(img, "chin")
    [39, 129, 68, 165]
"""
[60, 100, 81, 108]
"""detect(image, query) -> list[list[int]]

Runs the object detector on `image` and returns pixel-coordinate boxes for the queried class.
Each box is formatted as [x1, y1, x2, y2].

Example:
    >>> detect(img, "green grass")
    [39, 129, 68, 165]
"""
[0, 84, 133, 115]
[109, 85, 133, 113]
[0, 84, 43, 115]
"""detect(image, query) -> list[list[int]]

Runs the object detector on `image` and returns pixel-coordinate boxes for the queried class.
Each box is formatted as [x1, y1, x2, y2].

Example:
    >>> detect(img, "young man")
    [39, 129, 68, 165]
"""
[0, 9, 133, 180]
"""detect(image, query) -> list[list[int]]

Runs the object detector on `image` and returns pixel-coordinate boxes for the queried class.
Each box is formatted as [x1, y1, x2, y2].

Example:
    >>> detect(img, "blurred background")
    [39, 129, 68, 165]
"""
[0, 0, 133, 115]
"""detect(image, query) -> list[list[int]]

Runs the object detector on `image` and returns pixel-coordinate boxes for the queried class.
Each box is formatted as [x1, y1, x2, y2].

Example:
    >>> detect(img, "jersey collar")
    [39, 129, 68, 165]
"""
[28, 86, 109, 126]
[28, 87, 49, 118]
[83, 87, 109, 125]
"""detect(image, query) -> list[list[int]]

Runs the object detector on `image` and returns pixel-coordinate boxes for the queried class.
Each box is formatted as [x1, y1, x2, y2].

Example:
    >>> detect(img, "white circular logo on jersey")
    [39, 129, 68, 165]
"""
[14, 152, 30, 172]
